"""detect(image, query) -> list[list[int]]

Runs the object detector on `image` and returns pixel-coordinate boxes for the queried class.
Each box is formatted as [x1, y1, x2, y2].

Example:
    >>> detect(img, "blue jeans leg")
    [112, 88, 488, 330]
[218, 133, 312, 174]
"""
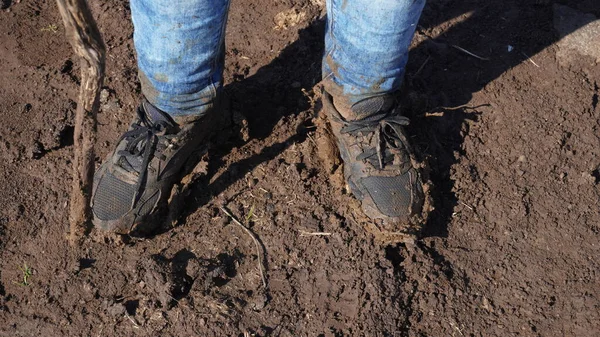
[323, 0, 425, 110]
[130, 0, 230, 118]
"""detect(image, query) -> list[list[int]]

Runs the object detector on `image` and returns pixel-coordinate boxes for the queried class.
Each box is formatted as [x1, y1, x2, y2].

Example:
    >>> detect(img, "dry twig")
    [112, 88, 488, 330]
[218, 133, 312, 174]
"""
[124, 313, 141, 329]
[56, 0, 106, 245]
[220, 207, 268, 289]
[425, 103, 491, 115]
[299, 230, 332, 237]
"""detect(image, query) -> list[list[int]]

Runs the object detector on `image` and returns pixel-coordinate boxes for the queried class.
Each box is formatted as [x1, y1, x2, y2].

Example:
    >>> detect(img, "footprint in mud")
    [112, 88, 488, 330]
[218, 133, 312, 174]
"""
[137, 255, 180, 309]
[187, 250, 269, 312]
[134, 249, 250, 312]
[197, 252, 240, 289]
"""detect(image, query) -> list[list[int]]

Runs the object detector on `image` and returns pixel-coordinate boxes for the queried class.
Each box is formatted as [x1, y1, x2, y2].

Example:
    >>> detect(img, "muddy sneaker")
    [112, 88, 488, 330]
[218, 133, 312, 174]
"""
[91, 100, 214, 234]
[323, 91, 425, 227]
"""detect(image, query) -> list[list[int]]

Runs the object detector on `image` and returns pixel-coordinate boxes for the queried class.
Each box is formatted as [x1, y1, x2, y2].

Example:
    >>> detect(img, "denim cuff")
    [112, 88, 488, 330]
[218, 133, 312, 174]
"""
[139, 71, 219, 118]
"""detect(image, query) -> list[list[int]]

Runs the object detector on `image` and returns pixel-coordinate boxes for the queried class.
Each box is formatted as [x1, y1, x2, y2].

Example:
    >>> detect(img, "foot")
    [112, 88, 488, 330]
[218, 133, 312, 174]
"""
[323, 91, 425, 227]
[91, 100, 215, 234]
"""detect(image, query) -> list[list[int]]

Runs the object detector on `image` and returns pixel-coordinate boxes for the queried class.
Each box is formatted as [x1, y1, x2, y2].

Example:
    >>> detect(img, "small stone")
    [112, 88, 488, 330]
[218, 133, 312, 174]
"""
[22, 103, 32, 113]
[107, 303, 126, 317]
[482, 297, 491, 311]
[28, 141, 44, 159]
[248, 178, 258, 187]
[99, 89, 110, 104]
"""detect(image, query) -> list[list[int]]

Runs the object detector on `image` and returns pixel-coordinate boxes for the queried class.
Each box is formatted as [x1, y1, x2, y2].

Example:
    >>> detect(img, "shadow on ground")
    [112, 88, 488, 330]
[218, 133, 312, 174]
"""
[174, 0, 596, 240]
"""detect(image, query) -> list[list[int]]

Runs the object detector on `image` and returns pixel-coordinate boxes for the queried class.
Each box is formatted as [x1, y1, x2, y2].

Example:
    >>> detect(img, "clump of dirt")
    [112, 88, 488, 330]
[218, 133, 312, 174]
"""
[1, 0, 599, 336]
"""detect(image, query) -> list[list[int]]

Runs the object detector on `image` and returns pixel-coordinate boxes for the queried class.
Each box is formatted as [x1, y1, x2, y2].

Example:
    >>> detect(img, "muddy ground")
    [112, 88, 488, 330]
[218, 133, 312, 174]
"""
[1, 0, 599, 336]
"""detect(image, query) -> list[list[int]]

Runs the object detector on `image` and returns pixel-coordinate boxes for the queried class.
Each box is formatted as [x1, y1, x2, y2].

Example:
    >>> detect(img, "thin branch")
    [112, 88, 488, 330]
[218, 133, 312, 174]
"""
[220, 207, 268, 290]
[56, 0, 106, 245]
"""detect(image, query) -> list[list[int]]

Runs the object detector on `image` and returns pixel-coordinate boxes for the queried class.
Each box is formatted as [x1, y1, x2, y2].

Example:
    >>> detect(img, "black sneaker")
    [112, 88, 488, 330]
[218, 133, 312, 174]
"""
[91, 99, 215, 234]
[323, 91, 425, 227]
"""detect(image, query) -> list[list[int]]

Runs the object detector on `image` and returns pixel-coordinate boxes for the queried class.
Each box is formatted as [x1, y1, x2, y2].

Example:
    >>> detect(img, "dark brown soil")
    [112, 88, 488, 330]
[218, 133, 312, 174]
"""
[1, 0, 599, 336]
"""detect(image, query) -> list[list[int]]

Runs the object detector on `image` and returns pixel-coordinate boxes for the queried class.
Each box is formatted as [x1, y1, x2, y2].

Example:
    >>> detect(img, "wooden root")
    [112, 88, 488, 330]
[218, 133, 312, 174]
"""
[55, 0, 105, 246]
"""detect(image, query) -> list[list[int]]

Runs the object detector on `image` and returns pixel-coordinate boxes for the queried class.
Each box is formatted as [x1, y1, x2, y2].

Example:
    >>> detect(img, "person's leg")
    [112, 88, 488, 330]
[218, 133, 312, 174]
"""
[322, 0, 427, 227]
[131, 0, 230, 118]
[91, 0, 230, 234]
[323, 0, 425, 112]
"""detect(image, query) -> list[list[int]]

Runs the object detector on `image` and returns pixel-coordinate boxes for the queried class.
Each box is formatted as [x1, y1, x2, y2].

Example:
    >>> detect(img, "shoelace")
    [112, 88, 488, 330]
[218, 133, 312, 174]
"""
[336, 108, 412, 170]
[116, 108, 173, 207]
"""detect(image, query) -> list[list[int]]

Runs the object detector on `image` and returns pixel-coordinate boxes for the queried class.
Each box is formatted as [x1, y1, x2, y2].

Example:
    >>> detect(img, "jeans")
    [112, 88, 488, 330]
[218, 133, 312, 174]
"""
[130, 0, 425, 117]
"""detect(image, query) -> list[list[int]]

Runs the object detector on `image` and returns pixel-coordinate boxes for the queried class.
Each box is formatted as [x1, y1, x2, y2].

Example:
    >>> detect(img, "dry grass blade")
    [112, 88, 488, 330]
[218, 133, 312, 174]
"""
[55, 0, 106, 246]
[220, 207, 268, 290]
[413, 55, 431, 77]
[451, 44, 489, 61]
[521, 52, 540, 68]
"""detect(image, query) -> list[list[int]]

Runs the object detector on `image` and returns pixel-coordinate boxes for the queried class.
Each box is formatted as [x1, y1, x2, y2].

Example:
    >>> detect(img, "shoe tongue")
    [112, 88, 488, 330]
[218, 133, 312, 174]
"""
[142, 100, 177, 128]
[350, 95, 395, 118]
